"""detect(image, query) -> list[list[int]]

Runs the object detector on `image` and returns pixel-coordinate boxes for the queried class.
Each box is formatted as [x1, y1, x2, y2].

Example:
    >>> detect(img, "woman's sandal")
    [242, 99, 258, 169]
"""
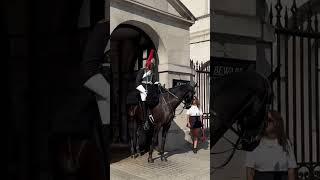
[192, 147, 197, 154]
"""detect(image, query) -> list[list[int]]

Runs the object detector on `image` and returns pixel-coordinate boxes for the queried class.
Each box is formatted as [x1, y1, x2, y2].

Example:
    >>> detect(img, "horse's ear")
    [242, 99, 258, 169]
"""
[268, 65, 281, 83]
[189, 81, 196, 87]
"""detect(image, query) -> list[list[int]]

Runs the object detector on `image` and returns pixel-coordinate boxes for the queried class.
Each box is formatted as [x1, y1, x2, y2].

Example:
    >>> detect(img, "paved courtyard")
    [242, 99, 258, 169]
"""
[110, 141, 210, 180]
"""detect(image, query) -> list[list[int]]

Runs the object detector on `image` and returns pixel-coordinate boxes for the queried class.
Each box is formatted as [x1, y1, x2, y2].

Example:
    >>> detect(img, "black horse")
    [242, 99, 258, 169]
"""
[210, 67, 280, 167]
[128, 83, 196, 163]
[50, 88, 108, 180]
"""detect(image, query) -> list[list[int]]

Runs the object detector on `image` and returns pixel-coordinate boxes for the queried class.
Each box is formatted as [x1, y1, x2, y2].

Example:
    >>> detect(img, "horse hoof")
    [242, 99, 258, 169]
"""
[161, 156, 167, 162]
[131, 155, 135, 158]
[148, 158, 154, 163]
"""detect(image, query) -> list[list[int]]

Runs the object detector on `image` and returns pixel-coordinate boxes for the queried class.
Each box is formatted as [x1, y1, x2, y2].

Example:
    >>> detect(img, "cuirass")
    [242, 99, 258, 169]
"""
[142, 71, 153, 83]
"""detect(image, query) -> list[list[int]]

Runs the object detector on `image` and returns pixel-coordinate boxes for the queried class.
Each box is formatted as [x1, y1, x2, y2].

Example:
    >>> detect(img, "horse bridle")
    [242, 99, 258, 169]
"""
[160, 86, 194, 115]
[211, 77, 272, 169]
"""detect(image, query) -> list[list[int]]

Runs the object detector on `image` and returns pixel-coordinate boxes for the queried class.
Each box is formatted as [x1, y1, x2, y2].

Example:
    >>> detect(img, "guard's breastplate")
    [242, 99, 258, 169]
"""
[142, 71, 153, 84]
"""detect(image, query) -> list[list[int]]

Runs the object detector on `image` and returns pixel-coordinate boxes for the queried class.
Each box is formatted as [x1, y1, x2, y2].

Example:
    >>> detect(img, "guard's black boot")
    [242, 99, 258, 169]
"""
[142, 102, 150, 130]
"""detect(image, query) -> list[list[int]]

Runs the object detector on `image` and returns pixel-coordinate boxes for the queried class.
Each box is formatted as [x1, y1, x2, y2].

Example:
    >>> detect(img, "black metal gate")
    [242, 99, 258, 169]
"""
[190, 60, 210, 129]
[269, 0, 319, 179]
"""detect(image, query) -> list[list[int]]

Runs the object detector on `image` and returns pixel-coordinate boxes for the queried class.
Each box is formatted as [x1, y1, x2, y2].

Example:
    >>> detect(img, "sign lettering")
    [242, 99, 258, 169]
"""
[172, 79, 189, 87]
[211, 57, 256, 80]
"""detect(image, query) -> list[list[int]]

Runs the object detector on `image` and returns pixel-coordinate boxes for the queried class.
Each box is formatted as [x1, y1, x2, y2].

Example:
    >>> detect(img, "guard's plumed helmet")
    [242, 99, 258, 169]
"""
[145, 49, 155, 70]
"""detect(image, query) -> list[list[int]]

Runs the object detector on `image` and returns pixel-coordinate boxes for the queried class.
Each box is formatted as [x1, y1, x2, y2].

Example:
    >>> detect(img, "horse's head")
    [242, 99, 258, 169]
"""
[234, 67, 279, 151]
[211, 67, 280, 151]
[244, 66, 280, 140]
[182, 82, 197, 109]
[168, 81, 196, 109]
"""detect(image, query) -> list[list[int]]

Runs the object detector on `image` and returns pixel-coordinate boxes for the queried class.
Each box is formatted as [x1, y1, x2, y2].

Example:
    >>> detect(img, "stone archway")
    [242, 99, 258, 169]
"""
[111, 20, 167, 67]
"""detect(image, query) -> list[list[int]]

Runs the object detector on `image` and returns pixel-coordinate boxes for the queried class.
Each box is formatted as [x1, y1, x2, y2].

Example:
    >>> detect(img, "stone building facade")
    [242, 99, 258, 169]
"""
[181, 0, 211, 63]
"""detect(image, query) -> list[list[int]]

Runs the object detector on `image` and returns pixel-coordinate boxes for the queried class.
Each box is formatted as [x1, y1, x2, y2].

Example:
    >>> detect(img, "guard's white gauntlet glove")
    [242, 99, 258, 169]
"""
[136, 85, 147, 95]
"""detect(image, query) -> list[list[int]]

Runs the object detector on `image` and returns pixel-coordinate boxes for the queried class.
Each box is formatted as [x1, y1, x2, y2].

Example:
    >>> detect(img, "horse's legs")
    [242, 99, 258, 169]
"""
[79, 139, 107, 180]
[148, 127, 160, 163]
[128, 119, 135, 158]
[135, 122, 141, 157]
[160, 123, 171, 161]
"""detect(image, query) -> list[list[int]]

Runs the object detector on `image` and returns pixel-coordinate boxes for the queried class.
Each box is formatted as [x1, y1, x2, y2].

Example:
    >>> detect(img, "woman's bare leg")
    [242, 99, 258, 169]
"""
[194, 138, 198, 149]
[193, 129, 199, 149]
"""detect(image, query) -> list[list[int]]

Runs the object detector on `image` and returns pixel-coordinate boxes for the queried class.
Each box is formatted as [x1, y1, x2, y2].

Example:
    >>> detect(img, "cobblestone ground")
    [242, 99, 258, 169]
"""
[110, 142, 210, 180]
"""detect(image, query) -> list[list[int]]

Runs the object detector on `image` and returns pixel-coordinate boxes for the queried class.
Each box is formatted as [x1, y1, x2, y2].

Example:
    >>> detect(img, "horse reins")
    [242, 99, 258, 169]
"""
[211, 87, 270, 169]
[160, 88, 176, 116]
[160, 87, 190, 115]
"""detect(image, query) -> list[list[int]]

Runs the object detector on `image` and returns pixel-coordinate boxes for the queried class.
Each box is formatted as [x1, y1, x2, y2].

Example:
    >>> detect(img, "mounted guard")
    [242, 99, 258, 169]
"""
[135, 49, 160, 130]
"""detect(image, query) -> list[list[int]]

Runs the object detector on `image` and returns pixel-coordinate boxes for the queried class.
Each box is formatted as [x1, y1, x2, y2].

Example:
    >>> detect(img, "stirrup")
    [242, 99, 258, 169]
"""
[148, 114, 154, 124]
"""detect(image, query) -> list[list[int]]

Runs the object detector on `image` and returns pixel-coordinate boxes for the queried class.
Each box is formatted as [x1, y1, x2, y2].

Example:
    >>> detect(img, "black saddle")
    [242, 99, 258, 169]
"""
[145, 84, 161, 108]
[127, 84, 162, 108]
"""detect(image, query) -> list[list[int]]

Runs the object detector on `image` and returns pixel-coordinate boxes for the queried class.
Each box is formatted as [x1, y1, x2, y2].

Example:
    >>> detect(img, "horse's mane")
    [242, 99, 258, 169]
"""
[158, 84, 184, 94]
[168, 83, 190, 92]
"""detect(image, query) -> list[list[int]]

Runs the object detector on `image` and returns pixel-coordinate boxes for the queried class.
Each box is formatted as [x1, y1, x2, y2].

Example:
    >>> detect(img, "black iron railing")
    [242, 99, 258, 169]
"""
[269, 0, 319, 179]
[190, 60, 210, 129]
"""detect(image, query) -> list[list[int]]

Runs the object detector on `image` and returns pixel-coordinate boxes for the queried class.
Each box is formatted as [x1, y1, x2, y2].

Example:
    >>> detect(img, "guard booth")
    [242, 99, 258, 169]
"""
[109, 0, 195, 155]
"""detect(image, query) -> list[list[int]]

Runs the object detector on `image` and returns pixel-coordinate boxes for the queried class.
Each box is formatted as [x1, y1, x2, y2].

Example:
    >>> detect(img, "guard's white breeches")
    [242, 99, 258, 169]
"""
[136, 85, 147, 101]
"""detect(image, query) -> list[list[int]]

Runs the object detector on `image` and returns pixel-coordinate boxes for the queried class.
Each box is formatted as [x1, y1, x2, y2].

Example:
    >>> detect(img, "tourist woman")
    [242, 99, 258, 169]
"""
[245, 111, 297, 180]
[186, 96, 203, 153]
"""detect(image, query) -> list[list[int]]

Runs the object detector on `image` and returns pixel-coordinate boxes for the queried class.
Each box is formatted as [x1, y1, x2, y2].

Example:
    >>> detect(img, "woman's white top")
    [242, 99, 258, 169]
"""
[186, 105, 203, 116]
[245, 137, 298, 172]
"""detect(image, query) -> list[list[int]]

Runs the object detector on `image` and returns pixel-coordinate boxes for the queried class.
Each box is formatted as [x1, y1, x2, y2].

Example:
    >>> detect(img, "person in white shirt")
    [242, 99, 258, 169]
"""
[245, 111, 297, 180]
[186, 96, 203, 153]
